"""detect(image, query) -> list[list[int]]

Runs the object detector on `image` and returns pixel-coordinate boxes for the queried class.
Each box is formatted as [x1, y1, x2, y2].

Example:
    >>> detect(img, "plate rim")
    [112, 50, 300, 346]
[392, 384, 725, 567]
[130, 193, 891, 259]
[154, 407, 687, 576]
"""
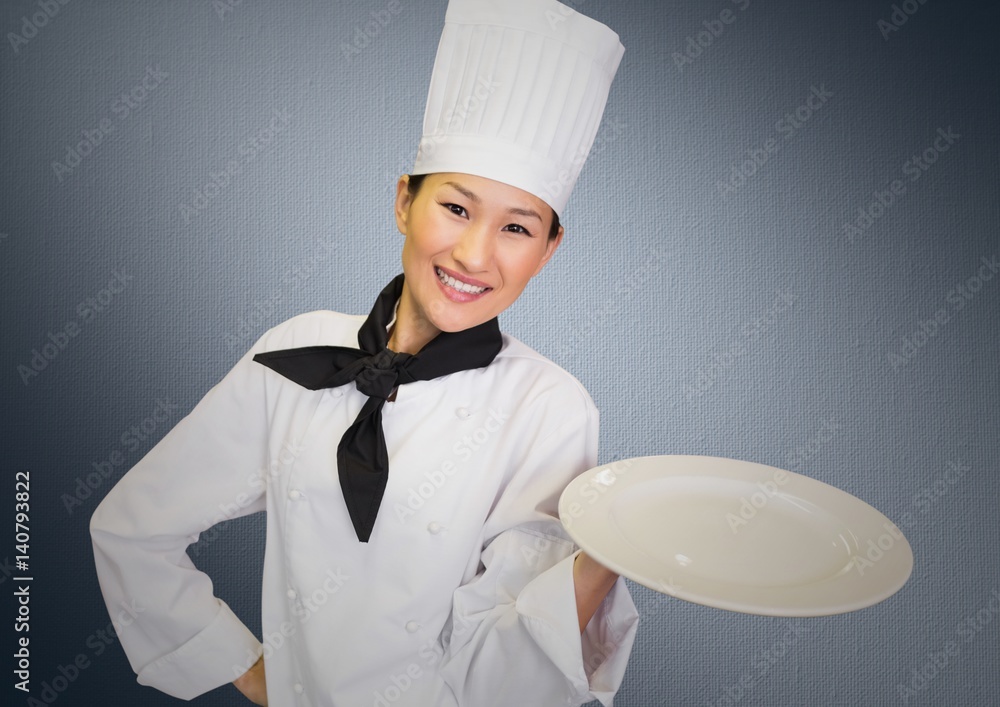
[558, 454, 914, 617]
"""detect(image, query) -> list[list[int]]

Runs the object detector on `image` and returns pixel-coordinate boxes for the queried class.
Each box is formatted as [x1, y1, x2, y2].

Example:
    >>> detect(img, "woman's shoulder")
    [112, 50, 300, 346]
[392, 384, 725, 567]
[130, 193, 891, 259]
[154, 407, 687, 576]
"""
[252, 309, 365, 352]
[488, 332, 597, 417]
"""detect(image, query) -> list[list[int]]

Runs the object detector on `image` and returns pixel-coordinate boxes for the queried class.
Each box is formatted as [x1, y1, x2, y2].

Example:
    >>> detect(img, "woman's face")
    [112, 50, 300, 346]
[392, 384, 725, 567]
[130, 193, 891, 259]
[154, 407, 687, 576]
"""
[393, 172, 563, 342]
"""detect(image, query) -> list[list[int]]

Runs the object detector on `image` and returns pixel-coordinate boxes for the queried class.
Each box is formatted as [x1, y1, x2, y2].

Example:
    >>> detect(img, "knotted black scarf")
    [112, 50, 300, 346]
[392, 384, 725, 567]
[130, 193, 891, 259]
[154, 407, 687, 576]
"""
[252, 274, 503, 542]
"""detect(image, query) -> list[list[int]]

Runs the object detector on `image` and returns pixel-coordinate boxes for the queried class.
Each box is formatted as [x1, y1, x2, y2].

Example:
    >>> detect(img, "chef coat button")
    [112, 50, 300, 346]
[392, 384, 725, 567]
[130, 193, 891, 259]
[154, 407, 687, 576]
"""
[405, 621, 421, 633]
[293, 683, 304, 694]
[455, 406, 470, 419]
[288, 489, 302, 501]
[427, 521, 444, 534]
[330, 388, 343, 398]
[287, 588, 297, 600]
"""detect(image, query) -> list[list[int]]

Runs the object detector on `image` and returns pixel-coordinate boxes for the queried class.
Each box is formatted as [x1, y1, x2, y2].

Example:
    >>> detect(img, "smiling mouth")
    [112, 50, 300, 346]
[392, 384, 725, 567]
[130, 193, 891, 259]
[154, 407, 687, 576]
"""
[435, 266, 491, 295]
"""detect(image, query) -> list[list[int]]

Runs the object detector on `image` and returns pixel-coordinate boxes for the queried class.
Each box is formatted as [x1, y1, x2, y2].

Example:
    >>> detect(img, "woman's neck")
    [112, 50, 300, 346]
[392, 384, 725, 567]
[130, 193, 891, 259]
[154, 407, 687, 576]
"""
[386, 289, 440, 355]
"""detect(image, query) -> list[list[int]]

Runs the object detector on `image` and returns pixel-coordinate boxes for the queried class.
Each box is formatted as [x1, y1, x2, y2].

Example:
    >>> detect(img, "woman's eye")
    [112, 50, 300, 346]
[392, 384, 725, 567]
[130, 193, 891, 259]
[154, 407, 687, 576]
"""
[504, 223, 532, 236]
[441, 202, 467, 217]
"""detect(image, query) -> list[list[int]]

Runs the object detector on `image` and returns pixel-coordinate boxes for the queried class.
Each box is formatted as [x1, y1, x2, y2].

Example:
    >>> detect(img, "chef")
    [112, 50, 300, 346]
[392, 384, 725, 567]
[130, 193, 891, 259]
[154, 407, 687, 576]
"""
[90, 0, 638, 705]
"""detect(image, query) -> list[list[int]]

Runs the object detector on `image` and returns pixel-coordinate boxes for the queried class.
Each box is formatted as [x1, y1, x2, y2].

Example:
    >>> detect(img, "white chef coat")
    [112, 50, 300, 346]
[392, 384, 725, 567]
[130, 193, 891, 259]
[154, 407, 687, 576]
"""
[91, 308, 639, 706]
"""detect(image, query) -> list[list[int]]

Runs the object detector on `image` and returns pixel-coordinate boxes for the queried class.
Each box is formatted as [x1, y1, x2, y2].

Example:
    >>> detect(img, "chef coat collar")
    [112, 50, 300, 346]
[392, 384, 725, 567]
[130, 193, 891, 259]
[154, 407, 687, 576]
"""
[252, 274, 503, 541]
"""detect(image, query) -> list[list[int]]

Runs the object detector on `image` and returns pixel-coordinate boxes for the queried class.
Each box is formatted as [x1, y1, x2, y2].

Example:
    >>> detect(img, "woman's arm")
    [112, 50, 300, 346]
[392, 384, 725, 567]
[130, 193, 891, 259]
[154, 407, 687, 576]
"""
[573, 552, 620, 633]
[90, 336, 276, 699]
[437, 388, 639, 707]
[233, 656, 268, 705]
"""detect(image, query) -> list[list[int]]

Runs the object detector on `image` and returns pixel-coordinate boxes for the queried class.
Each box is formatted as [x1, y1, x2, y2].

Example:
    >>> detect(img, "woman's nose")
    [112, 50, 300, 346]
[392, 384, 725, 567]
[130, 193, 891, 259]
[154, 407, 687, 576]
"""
[451, 224, 494, 271]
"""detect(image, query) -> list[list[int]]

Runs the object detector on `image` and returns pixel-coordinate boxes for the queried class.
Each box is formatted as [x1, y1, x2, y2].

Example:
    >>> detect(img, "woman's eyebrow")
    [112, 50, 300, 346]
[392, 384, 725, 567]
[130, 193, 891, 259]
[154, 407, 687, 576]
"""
[442, 180, 480, 202]
[507, 206, 542, 222]
[442, 181, 542, 222]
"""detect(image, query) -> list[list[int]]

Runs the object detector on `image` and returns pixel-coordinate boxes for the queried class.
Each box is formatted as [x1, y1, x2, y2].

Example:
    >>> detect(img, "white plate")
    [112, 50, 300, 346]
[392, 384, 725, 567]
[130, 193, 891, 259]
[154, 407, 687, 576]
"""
[559, 455, 913, 616]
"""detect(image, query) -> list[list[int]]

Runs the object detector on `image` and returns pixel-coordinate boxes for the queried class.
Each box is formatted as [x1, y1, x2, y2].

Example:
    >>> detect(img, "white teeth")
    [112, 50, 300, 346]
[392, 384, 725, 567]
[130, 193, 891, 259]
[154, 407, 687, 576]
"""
[436, 267, 487, 294]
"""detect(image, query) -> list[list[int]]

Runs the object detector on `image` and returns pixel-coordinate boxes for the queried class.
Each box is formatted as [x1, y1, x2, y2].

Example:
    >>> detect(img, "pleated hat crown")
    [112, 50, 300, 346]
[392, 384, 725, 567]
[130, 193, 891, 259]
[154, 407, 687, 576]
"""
[410, 0, 625, 217]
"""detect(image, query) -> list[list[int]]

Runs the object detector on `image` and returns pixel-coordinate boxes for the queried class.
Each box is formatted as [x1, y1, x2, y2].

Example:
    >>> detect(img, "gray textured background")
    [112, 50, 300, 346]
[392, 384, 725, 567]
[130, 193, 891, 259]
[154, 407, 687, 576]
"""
[2, 0, 998, 705]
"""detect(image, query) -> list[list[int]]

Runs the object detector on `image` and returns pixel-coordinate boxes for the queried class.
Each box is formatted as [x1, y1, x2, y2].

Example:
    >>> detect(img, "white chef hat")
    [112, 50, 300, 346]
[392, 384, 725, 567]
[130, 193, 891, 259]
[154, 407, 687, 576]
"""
[410, 0, 625, 218]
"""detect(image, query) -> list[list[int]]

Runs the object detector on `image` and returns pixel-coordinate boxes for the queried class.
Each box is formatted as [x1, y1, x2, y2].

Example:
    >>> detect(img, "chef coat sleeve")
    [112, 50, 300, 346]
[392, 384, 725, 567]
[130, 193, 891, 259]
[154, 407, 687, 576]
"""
[438, 394, 639, 707]
[89, 333, 277, 700]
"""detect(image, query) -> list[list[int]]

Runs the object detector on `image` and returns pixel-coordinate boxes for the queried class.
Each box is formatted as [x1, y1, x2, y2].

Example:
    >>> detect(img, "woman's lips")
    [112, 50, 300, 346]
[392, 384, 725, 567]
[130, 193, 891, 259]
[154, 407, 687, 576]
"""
[434, 266, 492, 302]
[435, 265, 491, 289]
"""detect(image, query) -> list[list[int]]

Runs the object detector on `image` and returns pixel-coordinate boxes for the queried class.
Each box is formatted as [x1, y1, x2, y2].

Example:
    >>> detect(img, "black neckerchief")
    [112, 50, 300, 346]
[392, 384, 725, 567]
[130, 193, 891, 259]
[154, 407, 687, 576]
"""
[253, 273, 503, 542]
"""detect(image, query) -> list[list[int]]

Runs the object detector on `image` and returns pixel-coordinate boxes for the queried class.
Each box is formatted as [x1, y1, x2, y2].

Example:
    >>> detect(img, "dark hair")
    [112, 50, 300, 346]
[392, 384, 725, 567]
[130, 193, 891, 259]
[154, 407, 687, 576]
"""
[406, 173, 561, 241]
